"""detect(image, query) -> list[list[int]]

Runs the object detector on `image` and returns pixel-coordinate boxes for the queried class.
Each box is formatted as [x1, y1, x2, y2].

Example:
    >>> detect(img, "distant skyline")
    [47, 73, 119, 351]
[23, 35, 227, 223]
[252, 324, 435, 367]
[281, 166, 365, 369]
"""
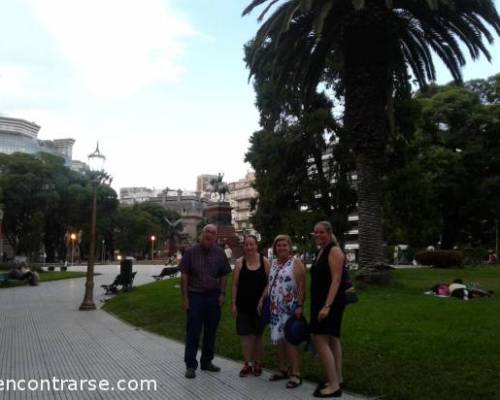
[1, 0, 499, 192]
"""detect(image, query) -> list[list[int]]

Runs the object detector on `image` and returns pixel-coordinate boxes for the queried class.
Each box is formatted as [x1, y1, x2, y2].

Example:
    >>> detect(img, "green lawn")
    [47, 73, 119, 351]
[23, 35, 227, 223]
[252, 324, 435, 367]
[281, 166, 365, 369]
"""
[103, 267, 500, 400]
[0, 271, 87, 288]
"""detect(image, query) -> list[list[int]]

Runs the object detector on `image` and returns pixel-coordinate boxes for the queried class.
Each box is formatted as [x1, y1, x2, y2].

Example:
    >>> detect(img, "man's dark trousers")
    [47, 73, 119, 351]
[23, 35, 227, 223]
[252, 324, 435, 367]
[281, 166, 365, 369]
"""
[184, 291, 221, 369]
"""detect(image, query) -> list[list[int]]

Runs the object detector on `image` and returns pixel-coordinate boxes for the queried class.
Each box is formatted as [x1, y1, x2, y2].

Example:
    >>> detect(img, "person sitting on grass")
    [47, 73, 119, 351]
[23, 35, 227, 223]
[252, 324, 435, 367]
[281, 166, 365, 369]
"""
[231, 234, 270, 377]
[8, 263, 39, 286]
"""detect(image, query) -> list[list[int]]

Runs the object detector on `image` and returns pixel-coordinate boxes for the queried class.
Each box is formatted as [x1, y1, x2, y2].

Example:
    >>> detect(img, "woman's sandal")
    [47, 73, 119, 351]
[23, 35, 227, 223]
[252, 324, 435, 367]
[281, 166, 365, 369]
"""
[269, 370, 289, 381]
[316, 382, 345, 390]
[253, 362, 263, 377]
[286, 374, 302, 389]
[313, 388, 342, 398]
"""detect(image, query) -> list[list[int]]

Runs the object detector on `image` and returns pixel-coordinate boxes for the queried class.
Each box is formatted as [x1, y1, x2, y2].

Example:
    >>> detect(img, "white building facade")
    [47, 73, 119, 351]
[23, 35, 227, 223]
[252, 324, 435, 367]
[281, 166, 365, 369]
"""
[228, 172, 259, 240]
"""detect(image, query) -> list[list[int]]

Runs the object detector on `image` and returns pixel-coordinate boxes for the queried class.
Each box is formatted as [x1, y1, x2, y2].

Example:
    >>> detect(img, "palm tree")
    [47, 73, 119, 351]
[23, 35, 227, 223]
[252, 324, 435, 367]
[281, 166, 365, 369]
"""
[243, 0, 500, 279]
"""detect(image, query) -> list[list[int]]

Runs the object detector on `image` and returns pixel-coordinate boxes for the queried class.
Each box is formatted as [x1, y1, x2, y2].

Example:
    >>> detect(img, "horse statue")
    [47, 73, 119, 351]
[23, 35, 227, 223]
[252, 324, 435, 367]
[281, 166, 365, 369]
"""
[209, 173, 230, 202]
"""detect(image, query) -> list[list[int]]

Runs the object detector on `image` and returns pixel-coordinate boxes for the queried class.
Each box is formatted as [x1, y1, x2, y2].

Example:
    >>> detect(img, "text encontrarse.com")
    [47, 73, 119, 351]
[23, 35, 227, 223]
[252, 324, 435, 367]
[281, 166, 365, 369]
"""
[0, 378, 157, 392]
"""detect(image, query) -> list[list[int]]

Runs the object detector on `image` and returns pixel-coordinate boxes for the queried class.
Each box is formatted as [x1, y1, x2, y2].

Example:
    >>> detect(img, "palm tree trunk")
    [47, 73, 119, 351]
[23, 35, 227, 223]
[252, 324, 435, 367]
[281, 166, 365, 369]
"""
[342, 7, 394, 282]
[355, 153, 385, 269]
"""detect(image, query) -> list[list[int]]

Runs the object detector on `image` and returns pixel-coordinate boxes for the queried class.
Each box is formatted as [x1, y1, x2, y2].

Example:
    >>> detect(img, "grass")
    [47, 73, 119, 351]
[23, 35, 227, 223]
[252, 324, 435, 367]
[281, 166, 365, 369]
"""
[103, 267, 500, 400]
[0, 271, 87, 288]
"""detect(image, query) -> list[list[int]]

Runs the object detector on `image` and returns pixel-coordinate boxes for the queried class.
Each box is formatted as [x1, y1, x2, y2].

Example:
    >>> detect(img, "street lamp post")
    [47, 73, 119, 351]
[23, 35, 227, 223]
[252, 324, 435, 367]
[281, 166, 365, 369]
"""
[101, 239, 105, 264]
[150, 235, 156, 261]
[70, 233, 77, 266]
[80, 142, 107, 311]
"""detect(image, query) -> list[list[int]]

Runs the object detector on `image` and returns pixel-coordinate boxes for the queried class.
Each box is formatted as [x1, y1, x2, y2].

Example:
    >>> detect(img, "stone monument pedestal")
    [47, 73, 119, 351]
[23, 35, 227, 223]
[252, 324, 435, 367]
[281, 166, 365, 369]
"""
[204, 202, 239, 251]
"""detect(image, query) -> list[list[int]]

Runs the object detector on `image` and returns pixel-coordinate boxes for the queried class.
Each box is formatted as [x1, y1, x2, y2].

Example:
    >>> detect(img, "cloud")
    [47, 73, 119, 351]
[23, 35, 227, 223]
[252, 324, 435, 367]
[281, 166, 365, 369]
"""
[29, 0, 197, 97]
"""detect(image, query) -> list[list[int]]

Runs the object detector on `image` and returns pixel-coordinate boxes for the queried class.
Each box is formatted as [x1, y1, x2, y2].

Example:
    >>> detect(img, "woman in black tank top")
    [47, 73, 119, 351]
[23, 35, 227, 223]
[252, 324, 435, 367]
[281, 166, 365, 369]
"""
[231, 235, 270, 377]
[309, 221, 347, 398]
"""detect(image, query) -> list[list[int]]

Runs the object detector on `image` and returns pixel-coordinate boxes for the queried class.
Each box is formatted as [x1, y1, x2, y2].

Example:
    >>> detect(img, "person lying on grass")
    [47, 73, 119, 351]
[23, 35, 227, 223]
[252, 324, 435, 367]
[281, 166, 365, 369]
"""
[428, 278, 494, 299]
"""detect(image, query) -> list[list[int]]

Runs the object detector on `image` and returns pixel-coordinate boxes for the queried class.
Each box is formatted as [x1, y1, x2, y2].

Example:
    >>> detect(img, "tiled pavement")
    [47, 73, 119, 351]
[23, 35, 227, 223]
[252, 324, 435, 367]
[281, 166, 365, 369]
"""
[0, 264, 367, 399]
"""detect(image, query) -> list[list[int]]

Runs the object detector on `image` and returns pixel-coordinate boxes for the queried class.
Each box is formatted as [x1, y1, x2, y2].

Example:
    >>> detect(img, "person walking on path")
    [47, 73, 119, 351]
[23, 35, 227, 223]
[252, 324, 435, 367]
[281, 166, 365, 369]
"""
[267, 234, 306, 389]
[309, 221, 348, 398]
[231, 234, 270, 377]
[180, 224, 232, 379]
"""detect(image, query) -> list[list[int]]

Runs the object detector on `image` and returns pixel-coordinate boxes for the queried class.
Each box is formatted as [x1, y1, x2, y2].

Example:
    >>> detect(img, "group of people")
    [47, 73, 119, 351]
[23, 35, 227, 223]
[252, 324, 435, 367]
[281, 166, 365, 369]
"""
[180, 221, 349, 398]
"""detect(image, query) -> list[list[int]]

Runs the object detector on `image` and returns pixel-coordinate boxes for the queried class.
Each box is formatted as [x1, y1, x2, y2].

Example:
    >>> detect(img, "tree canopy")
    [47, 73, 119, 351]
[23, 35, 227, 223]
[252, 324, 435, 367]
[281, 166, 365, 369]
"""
[244, 0, 500, 273]
[385, 74, 500, 250]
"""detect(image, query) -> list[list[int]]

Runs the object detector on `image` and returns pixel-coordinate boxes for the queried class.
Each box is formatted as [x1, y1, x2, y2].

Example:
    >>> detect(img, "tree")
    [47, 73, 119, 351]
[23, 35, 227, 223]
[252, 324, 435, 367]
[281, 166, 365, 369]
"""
[465, 72, 500, 105]
[244, 42, 356, 247]
[0, 153, 61, 260]
[113, 202, 182, 257]
[385, 75, 500, 250]
[135, 202, 183, 254]
[114, 205, 160, 257]
[0, 152, 119, 262]
[244, 0, 500, 279]
[41, 155, 91, 262]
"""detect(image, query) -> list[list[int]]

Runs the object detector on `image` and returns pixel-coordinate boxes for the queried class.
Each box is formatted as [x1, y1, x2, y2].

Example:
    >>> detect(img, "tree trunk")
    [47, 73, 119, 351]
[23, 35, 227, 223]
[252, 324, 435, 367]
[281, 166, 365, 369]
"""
[342, 6, 394, 283]
[355, 154, 385, 268]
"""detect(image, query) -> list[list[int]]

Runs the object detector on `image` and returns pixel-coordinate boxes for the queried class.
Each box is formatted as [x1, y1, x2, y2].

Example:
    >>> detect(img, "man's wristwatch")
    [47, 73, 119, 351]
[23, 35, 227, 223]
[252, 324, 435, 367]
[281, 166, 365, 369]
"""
[323, 303, 332, 309]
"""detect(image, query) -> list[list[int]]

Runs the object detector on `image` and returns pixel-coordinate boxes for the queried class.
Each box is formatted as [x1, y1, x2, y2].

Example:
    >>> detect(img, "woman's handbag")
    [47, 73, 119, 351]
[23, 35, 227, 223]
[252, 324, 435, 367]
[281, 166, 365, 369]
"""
[342, 267, 358, 305]
[261, 297, 271, 324]
[345, 289, 359, 305]
[260, 270, 278, 325]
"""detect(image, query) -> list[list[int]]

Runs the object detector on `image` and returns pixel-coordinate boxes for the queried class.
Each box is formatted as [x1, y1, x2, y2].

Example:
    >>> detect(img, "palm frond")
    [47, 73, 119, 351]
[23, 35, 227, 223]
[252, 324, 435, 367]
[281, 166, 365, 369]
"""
[244, 0, 500, 92]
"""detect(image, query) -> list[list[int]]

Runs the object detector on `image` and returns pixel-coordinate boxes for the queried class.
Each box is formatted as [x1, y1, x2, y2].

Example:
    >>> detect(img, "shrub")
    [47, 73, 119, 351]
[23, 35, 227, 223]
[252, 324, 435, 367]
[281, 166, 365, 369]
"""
[462, 248, 489, 266]
[415, 250, 464, 268]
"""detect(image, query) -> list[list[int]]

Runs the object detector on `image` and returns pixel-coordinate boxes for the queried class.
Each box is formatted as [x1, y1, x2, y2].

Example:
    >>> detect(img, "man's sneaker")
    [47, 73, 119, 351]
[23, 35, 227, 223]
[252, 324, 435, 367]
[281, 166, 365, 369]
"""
[239, 363, 253, 377]
[201, 363, 221, 372]
[185, 368, 196, 379]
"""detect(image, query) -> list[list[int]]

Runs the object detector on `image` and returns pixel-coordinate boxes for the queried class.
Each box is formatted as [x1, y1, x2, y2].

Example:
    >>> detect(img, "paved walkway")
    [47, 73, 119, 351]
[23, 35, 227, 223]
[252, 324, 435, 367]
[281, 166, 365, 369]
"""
[0, 265, 367, 399]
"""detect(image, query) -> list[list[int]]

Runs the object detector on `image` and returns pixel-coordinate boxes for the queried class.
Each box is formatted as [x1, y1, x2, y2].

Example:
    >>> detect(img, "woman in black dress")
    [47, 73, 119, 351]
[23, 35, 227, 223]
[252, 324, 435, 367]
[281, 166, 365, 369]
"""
[310, 221, 347, 398]
[231, 235, 270, 377]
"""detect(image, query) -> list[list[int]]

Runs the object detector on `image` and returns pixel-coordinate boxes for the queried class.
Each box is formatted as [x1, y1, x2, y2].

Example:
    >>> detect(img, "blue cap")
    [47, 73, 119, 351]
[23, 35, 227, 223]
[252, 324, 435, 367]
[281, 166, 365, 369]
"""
[284, 316, 309, 345]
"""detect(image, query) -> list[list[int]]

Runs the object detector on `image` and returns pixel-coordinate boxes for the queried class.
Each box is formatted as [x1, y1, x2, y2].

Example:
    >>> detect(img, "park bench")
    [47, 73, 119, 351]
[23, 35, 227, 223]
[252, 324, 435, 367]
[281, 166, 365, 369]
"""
[152, 266, 180, 281]
[101, 271, 137, 295]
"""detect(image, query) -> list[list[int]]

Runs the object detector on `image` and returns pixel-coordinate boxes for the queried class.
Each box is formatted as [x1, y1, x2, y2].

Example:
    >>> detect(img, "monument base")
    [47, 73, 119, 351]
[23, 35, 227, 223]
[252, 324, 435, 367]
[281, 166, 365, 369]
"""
[204, 202, 240, 252]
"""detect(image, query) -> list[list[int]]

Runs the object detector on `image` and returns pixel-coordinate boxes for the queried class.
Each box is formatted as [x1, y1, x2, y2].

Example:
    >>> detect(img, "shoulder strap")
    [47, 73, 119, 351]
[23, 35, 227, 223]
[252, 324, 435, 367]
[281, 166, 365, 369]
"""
[268, 262, 280, 291]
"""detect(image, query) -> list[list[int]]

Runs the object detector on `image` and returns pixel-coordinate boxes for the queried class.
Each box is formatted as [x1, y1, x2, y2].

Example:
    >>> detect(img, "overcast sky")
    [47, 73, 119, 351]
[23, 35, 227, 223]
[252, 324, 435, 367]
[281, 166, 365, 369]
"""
[1, 0, 499, 193]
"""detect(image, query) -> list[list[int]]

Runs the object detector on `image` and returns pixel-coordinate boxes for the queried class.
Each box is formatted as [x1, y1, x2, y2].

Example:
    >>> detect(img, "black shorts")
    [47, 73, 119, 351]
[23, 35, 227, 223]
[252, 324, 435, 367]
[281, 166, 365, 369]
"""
[309, 303, 345, 338]
[236, 311, 266, 336]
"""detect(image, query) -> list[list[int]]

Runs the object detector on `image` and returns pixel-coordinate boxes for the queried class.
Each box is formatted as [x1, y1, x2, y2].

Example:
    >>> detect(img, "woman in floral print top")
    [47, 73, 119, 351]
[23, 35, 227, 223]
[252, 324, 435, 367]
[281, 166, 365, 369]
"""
[267, 234, 306, 389]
